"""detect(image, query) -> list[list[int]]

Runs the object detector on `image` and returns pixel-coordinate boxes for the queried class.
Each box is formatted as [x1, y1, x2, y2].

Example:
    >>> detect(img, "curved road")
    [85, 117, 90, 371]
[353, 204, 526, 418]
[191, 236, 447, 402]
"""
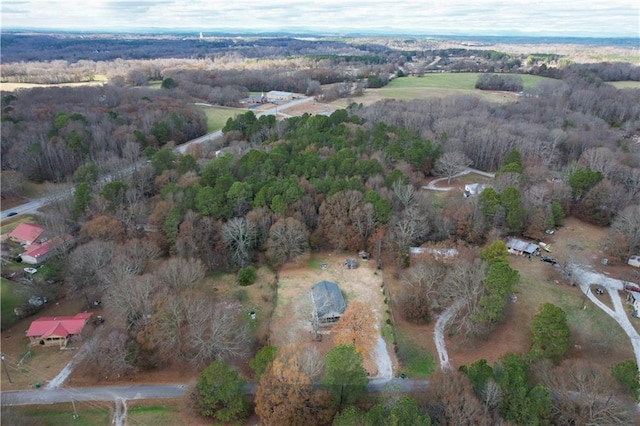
[571, 266, 640, 378]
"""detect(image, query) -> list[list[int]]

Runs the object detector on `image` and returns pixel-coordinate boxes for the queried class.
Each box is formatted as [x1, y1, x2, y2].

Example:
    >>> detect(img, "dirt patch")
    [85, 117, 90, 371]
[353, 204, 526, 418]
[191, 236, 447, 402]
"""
[271, 253, 396, 375]
[281, 100, 337, 116]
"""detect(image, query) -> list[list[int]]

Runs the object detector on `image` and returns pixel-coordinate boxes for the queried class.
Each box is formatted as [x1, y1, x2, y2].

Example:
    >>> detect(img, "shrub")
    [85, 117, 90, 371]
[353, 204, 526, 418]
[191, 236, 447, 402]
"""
[238, 266, 257, 286]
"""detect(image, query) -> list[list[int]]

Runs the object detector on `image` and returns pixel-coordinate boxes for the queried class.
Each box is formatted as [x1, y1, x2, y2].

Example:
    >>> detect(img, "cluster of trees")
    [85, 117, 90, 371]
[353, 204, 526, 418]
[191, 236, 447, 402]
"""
[72, 238, 252, 378]
[475, 73, 524, 92]
[400, 240, 520, 338]
[1, 85, 206, 182]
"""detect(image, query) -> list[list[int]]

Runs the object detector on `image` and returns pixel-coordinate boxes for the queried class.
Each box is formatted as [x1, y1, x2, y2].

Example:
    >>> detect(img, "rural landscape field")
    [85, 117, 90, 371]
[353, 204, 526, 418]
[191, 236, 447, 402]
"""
[1, 7, 640, 425]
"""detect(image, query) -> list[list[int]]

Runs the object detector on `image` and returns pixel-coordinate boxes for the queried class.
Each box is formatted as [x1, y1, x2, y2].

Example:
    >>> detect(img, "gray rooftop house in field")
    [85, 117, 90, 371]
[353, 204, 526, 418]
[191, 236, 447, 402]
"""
[506, 238, 539, 256]
[311, 281, 346, 325]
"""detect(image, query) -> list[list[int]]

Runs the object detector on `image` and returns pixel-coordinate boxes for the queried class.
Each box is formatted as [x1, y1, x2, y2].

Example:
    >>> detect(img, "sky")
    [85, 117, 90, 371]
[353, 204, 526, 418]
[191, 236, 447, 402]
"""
[2, 0, 639, 38]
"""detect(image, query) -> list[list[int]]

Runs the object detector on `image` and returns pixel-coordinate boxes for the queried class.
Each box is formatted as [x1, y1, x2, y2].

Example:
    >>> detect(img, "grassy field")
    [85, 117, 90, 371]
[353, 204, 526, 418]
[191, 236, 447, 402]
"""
[511, 255, 633, 361]
[608, 81, 640, 89]
[196, 105, 245, 133]
[6, 402, 111, 426]
[1, 278, 28, 328]
[332, 73, 551, 108]
[394, 329, 437, 378]
[127, 401, 186, 425]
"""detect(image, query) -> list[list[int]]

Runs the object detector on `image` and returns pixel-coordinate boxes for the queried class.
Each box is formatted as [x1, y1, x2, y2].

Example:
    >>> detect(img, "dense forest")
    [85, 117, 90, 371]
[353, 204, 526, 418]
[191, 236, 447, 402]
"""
[2, 33, 640, 424]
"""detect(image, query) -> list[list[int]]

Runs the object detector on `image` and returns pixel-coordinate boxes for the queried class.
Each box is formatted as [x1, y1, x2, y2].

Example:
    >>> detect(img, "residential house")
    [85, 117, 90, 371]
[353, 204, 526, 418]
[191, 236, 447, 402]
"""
[506, 238, 539, 257]
[25, 312, 93, 347]
[20, 235, 73, 265]
[311, 281, 346, 325]
[8, 223, 45, 246]
[463, 183, 490, 197]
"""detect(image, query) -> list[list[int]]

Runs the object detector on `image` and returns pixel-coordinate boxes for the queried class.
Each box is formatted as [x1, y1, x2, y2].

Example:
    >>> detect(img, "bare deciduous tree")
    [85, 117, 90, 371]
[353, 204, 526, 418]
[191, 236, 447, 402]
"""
[79, 329, 137, 381]
[155, 256, 206, 291]
[106, 274, 165, 331]
[392, 181, 416, 210]
[533, 359, 634, 425]
[266, 217, 309, 266]
[222, 217, 256, 268]
[66, 240, 116, 295]
[434, 151, 473, 184]
[426, 369, 488, 425]
[607, 204, 640, 260]
[184, 296, 252, 367]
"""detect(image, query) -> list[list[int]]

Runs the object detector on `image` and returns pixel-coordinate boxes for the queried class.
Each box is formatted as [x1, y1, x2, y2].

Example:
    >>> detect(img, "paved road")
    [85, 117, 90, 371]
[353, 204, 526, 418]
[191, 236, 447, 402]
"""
[1, 384, 189, 406]
[2, 378, 428, 406]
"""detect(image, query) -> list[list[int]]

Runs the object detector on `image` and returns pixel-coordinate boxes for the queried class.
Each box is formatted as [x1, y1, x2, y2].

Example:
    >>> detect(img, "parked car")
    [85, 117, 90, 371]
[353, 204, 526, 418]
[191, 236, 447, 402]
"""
[545, 229, 555, 235]
[541, 256, 558, 265]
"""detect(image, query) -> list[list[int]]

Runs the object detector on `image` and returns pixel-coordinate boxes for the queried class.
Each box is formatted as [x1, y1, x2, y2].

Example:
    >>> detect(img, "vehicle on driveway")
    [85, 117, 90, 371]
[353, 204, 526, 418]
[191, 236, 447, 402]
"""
[541, 256, 558, 265]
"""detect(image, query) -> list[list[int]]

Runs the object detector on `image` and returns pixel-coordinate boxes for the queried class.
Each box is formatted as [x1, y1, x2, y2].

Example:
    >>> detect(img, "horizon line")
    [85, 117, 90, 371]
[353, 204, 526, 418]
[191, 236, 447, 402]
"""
[2, 27, 638, 40]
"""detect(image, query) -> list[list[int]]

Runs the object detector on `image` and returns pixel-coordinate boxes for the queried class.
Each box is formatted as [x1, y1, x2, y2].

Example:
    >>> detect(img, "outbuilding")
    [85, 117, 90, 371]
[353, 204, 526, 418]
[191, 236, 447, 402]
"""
[266, 90, 294, 102]
[344, 258, 358, 269]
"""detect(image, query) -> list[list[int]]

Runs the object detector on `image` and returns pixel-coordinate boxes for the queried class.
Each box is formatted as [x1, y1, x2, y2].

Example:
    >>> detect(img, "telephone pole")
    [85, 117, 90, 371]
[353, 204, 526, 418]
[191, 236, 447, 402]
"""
[1, 353, 13, 383]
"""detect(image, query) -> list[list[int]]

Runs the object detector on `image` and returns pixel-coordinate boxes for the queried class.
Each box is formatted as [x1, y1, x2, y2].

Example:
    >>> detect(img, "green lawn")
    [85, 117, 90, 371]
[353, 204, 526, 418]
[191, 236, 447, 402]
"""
[8, 402, 111, 426]
[395, 330, 437, 378]
[388, 73, 548, 91]
[513, 258, 632, 359]
[608, 81, 640, 90]
[197, 105, 245, 133]
[1, 278, 28, 329]
[127, 402, 183, 424]
[333, 73, 552, 107]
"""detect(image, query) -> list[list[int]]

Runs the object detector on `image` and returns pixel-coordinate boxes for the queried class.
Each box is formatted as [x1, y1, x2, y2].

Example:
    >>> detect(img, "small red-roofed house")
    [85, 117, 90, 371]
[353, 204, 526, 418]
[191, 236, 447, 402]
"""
[20, 235, 74, 265]
[25, 312, 93, 347]
[8, 223, 45, 246]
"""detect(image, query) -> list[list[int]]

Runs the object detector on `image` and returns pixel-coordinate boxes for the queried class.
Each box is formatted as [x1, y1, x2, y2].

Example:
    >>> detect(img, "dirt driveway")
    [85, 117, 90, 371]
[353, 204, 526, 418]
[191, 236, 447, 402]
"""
[271, 253, 395, 373]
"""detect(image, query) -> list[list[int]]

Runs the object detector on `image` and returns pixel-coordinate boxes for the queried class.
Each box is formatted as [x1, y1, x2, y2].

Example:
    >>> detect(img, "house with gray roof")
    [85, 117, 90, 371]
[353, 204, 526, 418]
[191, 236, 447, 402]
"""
[506, 238, 539, 256]
[311, 281, 346, 325]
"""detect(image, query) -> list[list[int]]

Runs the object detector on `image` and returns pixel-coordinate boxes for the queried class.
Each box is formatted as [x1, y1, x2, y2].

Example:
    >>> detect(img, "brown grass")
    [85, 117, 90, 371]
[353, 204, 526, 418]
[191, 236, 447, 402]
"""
[271, 253, 396, 374]
[387, 216, 637, 371]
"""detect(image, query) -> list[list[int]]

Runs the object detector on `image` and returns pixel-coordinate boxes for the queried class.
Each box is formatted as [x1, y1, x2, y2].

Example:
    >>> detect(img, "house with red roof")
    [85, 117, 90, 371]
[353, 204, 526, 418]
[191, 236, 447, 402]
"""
[25, 312, 93, 347]
[20, 235, 74, 265]
[8, 223, 45, 246]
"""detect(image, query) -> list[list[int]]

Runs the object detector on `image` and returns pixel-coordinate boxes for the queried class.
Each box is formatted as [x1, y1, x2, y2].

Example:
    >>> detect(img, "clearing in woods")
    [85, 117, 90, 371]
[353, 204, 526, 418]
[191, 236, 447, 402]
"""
[271, 253, 396, 375]
[385, 217, 637, 372]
